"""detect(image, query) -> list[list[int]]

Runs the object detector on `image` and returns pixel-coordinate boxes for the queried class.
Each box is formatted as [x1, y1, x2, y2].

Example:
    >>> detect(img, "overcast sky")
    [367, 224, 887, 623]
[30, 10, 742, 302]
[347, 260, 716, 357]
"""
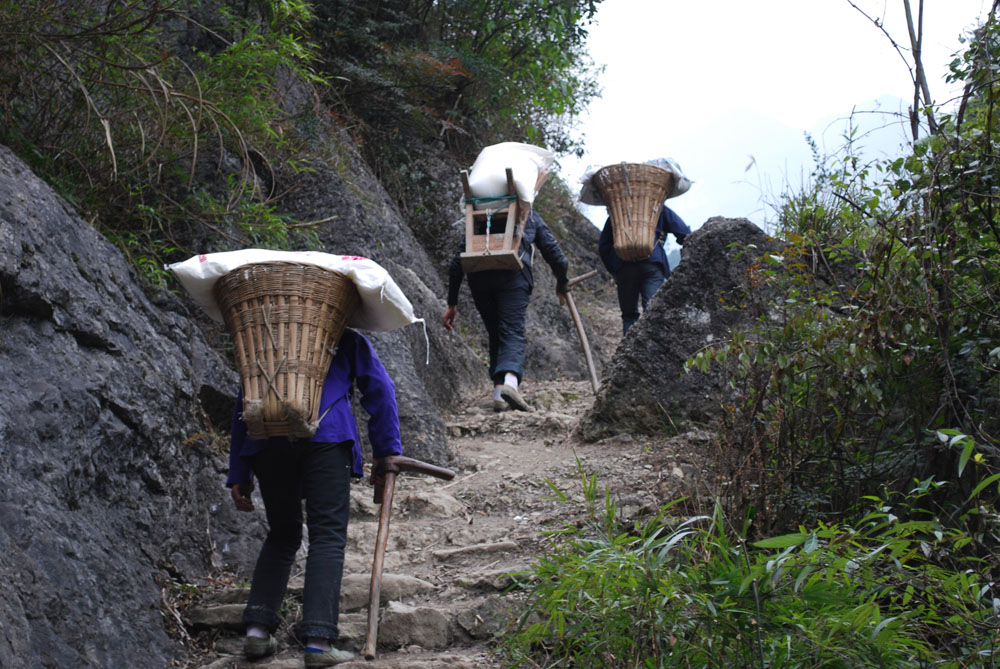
[560, 0, 992, 233]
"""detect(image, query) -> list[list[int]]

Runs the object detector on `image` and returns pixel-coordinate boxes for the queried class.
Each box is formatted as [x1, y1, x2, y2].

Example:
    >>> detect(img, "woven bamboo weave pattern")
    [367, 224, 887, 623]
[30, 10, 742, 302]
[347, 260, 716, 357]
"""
[593, 163, 676, 262]
[213, 262, 360, 439]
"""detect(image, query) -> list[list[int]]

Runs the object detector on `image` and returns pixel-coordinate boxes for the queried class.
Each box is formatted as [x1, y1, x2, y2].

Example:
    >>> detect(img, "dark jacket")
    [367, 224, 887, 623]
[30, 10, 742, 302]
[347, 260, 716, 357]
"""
[598, 205, 691, 276]
[447, 209, 569, 306]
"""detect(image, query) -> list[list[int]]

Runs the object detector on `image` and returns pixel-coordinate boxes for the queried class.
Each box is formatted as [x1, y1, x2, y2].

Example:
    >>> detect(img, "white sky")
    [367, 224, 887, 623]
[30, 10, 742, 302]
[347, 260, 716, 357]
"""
[560, 0, 992, 233]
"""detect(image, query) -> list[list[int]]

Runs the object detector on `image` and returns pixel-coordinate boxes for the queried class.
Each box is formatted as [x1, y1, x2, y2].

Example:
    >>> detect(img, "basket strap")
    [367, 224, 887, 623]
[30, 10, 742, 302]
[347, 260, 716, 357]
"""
[464, 195, 517, 206]
[308, 403, 336, 434]
[256, 355, 288, 401]
[620, 161, 636, 248]
[484, 209, 493, 254]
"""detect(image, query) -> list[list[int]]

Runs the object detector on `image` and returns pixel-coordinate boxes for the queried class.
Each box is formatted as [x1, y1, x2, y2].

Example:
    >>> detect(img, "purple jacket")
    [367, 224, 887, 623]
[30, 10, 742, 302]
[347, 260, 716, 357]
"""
[226, 329, 402, 486]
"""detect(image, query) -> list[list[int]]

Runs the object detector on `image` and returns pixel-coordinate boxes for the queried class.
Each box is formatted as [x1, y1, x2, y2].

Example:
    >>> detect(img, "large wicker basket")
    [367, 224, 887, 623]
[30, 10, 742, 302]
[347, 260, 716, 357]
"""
[592, 163, 676, 261]
[213, 261, 360, 440]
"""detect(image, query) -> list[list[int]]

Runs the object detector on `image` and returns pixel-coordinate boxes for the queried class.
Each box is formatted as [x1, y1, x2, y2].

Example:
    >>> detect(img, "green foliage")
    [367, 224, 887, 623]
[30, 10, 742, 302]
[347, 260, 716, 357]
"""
[0, 1, 602, 276]
[503, 10, 1000, 665]
[0, 0, 328, 279]
[435, 0, 601, 154]
[683, 11, 1000, 533]
[311, 0, 602, 204]
[638, 15, 1000, 663]
[505, 464, 1000, 667]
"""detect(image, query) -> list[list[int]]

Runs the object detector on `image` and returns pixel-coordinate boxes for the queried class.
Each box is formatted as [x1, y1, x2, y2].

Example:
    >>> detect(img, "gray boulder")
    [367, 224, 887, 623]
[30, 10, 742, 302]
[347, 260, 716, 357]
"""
[580, 217, 783, 439]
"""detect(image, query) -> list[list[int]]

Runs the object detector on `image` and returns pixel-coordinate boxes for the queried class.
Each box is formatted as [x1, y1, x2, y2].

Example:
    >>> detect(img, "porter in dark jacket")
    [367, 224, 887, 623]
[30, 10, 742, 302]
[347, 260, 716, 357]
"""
[599, 205, 691, 335]
[443, 210, 569, 411]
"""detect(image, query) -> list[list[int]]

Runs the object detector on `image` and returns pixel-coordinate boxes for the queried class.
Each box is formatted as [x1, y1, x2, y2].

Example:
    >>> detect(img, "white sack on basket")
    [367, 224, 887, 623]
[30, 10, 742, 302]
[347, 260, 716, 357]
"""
[647, 157, 693, 198]
[167, 249, 422, 332]
[467, 142, 554, 206]
[577, 163, 606, 206]
[578, 157, 693, 206]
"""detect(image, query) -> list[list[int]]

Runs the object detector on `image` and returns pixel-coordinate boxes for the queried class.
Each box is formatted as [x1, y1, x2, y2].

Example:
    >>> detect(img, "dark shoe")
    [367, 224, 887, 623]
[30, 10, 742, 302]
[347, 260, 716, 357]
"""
[304, 646, 355, 666]
[492, 399, 507, 412]
[500, 384, 531, 412]
[244, 634, 277, 660]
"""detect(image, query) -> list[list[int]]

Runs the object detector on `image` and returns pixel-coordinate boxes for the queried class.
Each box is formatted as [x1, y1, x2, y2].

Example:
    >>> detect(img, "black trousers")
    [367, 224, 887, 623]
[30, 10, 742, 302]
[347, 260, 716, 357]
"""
[467, 269, 531, 385]
[243, 440, 352, 640]
[615, 261, 666, 335]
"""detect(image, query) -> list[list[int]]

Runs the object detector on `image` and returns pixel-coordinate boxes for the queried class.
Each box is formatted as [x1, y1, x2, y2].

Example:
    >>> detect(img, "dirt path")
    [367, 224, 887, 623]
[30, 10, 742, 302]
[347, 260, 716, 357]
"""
[180, 378, 708, 668]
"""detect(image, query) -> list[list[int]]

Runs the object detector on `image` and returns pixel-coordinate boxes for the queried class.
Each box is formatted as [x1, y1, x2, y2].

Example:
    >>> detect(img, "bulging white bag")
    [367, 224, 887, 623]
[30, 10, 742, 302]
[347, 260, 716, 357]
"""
[647, 157, 693, 198]
[167, 249, 422, 332]
[467, 142, 554, 206]
[578, 157, 693, 206]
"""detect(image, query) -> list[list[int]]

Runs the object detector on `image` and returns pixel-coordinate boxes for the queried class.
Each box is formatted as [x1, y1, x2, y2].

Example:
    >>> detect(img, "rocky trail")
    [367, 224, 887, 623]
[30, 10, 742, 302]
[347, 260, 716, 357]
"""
[176, 377, 711, 668]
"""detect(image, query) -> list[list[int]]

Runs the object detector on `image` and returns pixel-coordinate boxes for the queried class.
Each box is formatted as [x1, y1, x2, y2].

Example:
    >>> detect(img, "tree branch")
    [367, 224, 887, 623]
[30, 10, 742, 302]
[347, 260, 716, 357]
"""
[902, 0, 938, 136]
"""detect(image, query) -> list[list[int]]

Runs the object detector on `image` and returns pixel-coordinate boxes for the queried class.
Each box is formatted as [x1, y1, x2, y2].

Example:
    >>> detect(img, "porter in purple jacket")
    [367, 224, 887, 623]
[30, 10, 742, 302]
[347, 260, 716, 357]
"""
[227, 328, 401, 664]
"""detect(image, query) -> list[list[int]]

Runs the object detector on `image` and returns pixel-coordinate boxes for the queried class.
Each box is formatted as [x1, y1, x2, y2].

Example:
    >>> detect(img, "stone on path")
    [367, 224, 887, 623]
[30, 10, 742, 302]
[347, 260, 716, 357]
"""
[454, 566, 526, 591]
[184, 603, 244, 631]
[400, 490, 467, 518]
[340, 573, 438, 611]
[454, 598, 513, 640]
[431, 541, 518, 561]
[379, 602, 452, 649]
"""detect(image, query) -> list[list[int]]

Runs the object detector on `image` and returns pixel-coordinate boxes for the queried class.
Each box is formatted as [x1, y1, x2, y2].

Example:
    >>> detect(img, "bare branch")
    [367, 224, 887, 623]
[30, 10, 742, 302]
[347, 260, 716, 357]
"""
[902, 0, 938, 135]
[844, 0, 916, 84]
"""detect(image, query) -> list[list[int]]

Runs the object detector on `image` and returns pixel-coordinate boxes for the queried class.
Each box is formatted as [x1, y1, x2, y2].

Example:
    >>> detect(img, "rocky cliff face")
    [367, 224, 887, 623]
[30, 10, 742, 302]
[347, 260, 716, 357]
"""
[0, 144, 249, 667]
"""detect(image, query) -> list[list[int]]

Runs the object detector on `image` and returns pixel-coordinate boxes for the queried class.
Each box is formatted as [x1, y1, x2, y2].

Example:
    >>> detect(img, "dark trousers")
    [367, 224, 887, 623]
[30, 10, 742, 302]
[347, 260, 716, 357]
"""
[243, 440, 352, 640]
[615, 261, 667, 335]
[468, 269, 531, 385]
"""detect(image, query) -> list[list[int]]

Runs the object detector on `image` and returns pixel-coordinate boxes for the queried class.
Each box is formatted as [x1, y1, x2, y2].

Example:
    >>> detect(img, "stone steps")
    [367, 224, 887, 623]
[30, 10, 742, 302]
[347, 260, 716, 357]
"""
[181, 381, 598, 668]
[183, 484, 524, 667]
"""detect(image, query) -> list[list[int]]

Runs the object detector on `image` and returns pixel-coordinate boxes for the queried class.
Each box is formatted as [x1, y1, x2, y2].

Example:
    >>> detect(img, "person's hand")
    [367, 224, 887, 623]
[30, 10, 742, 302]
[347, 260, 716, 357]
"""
[442, 305, 457, 331]
[231, 482, 255, 512]
[370, 457, 388, 504]
[556, 279, 569, 304]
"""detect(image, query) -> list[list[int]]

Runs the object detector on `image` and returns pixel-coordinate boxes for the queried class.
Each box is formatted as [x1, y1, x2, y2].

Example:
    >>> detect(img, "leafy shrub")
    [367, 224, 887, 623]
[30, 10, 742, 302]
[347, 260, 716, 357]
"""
[684, 13, 1000, 532]
[311, 0, 603, 203]
[505, 462, 1000, 667]
[0, 0, 327, 280]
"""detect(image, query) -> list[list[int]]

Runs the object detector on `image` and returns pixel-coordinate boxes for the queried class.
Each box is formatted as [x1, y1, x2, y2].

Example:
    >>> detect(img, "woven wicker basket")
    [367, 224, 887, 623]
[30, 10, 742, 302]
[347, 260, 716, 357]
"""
[213, 261, 360, 440]
[592, 163, 676, 261]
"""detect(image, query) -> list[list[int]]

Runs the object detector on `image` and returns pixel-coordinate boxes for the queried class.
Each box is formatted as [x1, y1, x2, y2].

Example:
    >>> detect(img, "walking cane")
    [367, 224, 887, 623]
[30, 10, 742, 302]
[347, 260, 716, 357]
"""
[562, 270, 600, 393]
[365, 455, 455, 660]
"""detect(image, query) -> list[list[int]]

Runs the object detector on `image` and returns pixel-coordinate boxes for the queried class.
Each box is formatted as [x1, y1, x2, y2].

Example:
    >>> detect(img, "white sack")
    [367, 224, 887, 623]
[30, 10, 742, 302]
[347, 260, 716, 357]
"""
[647, 157, 693, 198]
[167, 249, 422, 332]
[577, 163, 606, 206]
[578, 158, 693, 206]
[467, 142, 554, 206]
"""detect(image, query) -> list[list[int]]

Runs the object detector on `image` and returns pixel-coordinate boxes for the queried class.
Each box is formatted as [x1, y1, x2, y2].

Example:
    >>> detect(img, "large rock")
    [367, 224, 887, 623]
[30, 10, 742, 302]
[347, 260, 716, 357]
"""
[580, 217, 783, 439]
[0, 145, 255, 667]
[379, 601, 452, 649]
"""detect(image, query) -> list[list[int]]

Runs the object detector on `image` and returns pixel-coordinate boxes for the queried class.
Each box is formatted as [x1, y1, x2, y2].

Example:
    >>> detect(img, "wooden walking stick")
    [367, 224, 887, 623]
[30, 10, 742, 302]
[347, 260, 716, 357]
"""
[365, 455, 455, 660]
[562, 270, 600, 393]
